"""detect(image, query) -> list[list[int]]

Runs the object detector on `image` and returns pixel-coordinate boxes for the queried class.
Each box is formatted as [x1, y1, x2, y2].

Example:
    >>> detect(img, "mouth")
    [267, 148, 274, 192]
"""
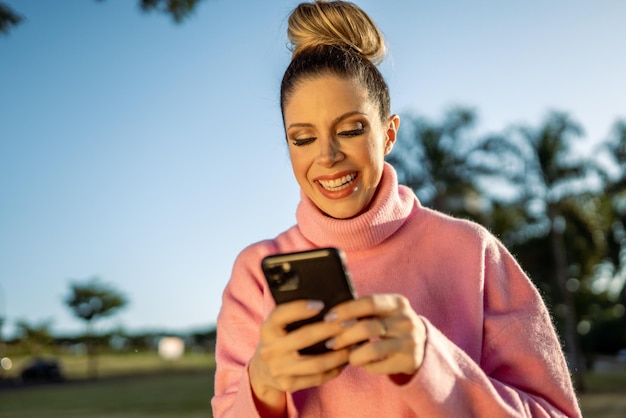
[317, 172, 358, 191]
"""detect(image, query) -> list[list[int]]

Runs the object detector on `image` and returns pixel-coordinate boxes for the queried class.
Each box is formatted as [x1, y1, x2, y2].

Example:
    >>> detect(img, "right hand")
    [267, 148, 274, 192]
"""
[248, 300, 351, 415]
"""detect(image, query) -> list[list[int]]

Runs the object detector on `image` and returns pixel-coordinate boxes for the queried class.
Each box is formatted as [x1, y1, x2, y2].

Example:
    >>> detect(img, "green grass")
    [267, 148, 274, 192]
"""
[3, 351, 214, 380]
[579, 372, 626, 418]
[1, 353, 625, 418]
[0, 371, 213, 418]
[0, 352, 215, 418]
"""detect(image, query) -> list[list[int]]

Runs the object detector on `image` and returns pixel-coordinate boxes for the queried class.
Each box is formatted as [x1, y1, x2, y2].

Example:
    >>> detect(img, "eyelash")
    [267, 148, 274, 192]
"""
[291, 127, 365, 147]
[340, 128, 364, 137]
[292, 138, 315, 147]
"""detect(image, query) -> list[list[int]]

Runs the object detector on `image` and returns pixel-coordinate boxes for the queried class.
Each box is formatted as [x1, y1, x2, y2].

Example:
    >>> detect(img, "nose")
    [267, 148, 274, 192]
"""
[316, 137, 344, 167]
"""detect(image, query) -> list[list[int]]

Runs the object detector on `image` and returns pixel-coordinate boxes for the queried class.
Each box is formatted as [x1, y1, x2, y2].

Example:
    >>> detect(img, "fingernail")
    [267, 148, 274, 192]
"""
[307, 300, 324, 311]
[324, 311, 337, 322]
[325, 338, 336, 349]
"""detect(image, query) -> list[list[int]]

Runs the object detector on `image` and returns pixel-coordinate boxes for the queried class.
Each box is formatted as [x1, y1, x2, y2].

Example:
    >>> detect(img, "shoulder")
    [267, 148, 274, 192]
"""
[233, 239, 279, 272]
[420, 210, 528, 280]
[225, 227, 310, 301]
[416, 204, 496, 247]
[397, 184, 493, 243]
[232, 225, 306, 271]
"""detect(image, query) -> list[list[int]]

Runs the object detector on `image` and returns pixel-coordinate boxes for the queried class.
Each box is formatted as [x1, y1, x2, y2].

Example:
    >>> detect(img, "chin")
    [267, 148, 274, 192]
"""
[311, 190, 370, 219]
[323, 205, 364, 220]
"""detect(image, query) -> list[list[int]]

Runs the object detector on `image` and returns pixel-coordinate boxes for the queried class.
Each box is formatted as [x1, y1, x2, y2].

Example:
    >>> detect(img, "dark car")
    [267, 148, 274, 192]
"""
[20, 358, 64, 383]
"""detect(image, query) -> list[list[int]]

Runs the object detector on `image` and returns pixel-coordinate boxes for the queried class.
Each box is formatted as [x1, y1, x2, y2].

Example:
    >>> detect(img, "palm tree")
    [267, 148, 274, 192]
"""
[388, 107, 488, 221]
[392, 108, 599, 390]
[589, 119, 626, 342]
[483, 112, 602, 390]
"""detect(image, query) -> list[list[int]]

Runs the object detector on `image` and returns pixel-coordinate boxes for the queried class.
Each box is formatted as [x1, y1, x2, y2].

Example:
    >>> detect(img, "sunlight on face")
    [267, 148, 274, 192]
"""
[283, 75, 398, 219]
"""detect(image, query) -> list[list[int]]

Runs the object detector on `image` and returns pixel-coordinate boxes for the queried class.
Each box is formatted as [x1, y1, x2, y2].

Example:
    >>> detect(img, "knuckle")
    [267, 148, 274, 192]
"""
[364, 295, 377, 311]
[258, 346, 275, 362]
[394, 294, 409, 309]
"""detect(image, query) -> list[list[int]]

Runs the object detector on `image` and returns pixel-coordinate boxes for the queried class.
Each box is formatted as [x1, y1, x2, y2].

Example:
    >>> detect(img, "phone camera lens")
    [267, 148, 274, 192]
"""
[269, 266, 285, 285]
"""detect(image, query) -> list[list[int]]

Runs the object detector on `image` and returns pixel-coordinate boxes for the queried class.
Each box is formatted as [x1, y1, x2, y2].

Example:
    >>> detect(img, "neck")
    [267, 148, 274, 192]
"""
[296, 163, 417, 251]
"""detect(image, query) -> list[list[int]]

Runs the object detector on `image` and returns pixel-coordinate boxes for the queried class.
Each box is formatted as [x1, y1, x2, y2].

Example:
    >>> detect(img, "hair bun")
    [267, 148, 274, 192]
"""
[287, 0, 386, 65]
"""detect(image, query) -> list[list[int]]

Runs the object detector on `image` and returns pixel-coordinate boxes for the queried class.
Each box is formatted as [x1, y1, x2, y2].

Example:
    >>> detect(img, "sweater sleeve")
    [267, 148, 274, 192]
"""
[389, 237, 581, 417]
[211, 244, 300, 418]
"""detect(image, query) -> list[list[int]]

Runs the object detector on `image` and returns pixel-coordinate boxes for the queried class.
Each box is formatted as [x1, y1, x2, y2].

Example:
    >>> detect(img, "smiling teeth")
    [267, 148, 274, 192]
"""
[318, 173, 357, 191]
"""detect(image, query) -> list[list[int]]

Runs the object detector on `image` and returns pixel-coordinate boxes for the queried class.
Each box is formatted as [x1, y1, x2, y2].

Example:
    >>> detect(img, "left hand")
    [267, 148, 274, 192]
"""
[323, 294, 426, 378]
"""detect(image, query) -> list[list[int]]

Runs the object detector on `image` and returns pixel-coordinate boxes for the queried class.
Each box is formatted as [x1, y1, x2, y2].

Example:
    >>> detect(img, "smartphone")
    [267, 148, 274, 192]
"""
[261, 247, 357, 355]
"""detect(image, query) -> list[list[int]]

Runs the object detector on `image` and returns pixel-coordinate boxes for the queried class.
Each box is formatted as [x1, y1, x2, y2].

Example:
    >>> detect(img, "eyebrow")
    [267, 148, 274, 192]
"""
[286, 110, 367, 131]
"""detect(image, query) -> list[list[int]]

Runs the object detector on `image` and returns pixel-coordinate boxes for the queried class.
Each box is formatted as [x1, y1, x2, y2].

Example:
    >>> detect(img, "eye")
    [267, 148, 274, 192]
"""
[339, 128, 364, 137]
[338, 122, 365, 137]
[291, 137, 316, 147]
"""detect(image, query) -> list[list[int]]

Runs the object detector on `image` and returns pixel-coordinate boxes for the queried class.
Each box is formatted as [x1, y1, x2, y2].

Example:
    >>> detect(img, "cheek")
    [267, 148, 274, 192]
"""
[289, 150, 310, 180]
[363, 142, 386, 183]
[364, 140, 384, 166]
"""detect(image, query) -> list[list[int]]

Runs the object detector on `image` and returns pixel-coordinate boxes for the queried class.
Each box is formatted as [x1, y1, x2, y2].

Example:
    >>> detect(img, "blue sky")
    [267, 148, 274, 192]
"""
[1, 0, 625, 338]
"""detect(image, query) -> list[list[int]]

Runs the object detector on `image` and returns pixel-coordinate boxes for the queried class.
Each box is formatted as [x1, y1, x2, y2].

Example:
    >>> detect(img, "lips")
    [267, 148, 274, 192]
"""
[317, 172, 357, 191]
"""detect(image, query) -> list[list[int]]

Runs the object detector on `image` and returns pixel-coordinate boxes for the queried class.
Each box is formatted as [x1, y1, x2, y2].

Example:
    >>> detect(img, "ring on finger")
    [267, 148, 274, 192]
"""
[379, 318, 388, 338]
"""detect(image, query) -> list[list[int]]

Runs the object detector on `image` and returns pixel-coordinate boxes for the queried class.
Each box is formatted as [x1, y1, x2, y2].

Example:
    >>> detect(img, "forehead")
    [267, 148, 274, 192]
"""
[284, 75, 375, 123]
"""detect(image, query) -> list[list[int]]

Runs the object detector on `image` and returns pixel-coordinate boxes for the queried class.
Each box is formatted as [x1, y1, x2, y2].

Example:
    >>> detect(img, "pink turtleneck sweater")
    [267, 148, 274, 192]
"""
[211, 164, 581, 417]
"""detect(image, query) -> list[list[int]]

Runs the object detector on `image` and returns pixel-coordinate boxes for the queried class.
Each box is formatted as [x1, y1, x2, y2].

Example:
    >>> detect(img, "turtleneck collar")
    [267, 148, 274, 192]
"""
[295, 163, 418, 251]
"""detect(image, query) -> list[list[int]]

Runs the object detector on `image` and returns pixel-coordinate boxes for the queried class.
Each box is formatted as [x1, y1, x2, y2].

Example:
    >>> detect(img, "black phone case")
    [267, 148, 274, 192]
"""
[261, 247, 356, 355]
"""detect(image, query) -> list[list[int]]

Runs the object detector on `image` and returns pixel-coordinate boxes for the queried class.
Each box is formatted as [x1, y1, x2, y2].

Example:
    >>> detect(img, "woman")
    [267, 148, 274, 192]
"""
[212, 1, 581, 417]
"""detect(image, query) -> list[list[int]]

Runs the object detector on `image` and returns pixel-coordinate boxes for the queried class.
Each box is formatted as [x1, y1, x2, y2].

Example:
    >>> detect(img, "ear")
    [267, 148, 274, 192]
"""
[383, 114, 400, 155]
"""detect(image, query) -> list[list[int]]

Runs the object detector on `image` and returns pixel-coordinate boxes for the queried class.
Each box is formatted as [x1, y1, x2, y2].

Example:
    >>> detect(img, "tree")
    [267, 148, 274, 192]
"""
[391, 109, 603, 390]
[387, 107, 488, 221]
[0, 0, 206, 36]
[580, 119, 626, 356]
[477, 116, 625, 368]
[480, 112, 603, 391]
[14, 319, 54, 355]
[65, 277, 127, 378]
[131, 0, 205, 22]
[0, 2, 21, 34]
[598, 120, 626, 267]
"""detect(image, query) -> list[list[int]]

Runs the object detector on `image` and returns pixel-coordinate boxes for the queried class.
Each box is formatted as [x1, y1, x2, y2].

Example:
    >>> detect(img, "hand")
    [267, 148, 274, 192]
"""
[323, 294, 426, 380]
[249, 300, 350, 416]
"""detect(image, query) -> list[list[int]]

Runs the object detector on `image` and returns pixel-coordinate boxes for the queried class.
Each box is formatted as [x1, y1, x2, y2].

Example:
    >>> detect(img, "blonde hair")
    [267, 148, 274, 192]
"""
[287, 0, 386, 65]
[281, 1, 391, 121]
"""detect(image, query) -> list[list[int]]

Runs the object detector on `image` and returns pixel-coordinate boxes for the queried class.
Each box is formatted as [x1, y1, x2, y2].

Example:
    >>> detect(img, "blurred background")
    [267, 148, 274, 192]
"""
[1, 0, 625, 416]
